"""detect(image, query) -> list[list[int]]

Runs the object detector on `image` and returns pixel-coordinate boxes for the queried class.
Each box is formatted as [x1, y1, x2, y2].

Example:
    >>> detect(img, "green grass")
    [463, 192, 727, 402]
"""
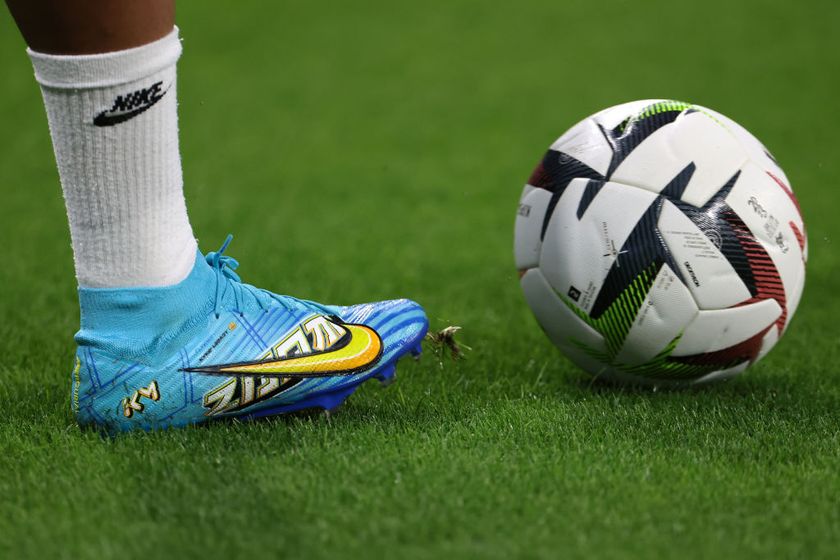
[1, 0, 840, 558]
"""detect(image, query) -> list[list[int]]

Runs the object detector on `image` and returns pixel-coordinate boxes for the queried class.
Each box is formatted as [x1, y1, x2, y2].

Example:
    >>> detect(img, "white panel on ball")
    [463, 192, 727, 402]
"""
[539, 179, 658, 315]
[520, 268, 607, 373]
[610, 111, 746, 204]
[700, 105, 792, 187]
[667, 111, 747, 207]
[724, 162, 804, 245]
[672, 298, 781, 357]
[657, 198, 751, 309]
[695, 362, 750, 384]
[784, 271, 806, 336]
[549, 117, 612, 177]
[610, 125, 677, 192]
[514, 186, 553, 270]
[757, 326, 780, 362]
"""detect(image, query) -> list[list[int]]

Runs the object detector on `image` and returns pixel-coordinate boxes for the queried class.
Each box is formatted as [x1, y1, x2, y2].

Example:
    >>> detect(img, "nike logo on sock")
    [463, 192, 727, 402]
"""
[93, 81, 168, 127]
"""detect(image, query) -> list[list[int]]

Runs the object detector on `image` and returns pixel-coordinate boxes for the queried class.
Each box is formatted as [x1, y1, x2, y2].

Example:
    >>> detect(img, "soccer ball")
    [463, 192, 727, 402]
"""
[514, 100, 807, 384]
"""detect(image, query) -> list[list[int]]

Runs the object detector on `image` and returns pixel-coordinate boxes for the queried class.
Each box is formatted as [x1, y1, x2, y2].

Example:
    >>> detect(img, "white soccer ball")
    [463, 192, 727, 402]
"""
[514, 100, 807, 384]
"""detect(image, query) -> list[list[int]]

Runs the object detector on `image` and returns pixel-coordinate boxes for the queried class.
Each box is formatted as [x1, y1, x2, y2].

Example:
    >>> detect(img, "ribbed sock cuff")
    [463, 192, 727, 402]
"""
[27, 27, 181, 89]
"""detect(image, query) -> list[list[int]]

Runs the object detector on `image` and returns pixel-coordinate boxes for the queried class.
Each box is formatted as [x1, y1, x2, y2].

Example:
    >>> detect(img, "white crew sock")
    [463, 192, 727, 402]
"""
[28, 27, 197, 288]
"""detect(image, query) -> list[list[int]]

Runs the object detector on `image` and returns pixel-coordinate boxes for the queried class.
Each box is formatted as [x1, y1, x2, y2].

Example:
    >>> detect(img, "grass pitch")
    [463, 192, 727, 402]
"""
[1, 1, 839, 558]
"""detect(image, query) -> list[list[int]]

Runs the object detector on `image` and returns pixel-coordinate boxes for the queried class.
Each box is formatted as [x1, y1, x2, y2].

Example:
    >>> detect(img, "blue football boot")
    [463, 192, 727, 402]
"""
[71, 235, 428, 432]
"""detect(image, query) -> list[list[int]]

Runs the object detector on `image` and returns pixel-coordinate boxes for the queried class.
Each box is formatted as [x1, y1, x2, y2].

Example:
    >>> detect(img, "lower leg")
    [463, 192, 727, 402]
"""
[5, 0, 174, 55]
[6, 0, 196, 288]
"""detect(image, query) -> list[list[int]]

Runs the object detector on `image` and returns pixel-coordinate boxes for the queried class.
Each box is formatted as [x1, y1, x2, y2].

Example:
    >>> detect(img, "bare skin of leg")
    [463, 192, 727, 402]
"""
[5, 0, 174, 55]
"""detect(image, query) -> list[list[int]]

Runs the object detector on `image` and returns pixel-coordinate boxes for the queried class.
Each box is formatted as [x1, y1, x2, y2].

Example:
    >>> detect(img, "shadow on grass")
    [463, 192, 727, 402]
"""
[564, 367, 840, 423]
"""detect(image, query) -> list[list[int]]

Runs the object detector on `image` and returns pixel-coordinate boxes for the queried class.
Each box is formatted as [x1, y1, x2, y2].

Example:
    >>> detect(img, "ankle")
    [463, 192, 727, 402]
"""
[75, 251, 215, 360]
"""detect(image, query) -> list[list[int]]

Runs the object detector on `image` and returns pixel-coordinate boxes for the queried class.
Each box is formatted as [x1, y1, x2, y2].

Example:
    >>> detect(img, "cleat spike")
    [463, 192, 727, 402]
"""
[374, 363, 397, 386]
[311, 385, 358, 411]
[244, 384, 359, 420]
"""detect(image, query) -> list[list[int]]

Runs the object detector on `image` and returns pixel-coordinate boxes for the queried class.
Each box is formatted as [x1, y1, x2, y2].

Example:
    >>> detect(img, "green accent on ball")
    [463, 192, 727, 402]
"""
[558, 263, 658, 358]
[621, 335, 727, 380]
[561, 269, 743, 381]
[629, 99, 728, 131]
[570, 333, 740, 381]
[637, 100, 694, 119]
[558, 264, 740, 381]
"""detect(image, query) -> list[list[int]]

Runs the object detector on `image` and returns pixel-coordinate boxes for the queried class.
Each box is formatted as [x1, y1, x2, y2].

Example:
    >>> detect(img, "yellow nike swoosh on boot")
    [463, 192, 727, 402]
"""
[183, 323, 383, 377]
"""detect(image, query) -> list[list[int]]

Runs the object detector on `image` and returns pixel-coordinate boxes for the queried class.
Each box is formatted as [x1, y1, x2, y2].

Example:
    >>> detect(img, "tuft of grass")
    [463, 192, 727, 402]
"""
[426, 326, 470, 362]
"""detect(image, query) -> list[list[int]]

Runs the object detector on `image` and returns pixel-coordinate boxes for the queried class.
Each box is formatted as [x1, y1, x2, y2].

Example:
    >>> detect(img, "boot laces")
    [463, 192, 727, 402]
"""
[205, 234, 296, 319]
